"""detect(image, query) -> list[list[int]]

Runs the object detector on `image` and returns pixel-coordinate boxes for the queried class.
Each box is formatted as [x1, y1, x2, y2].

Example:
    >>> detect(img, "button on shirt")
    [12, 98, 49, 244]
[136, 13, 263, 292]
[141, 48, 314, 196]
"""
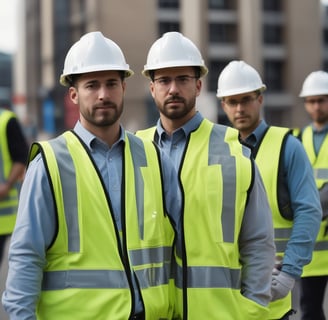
[2, 121, 181, 319]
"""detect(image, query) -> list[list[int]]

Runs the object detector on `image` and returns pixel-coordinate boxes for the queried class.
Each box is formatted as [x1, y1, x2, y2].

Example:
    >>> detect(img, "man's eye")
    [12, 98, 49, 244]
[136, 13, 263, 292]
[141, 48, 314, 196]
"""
[176, 76, 187, 83]
[241, 97, 251, 104]
[108, 82, 118, 87]
[158, 78, 170, 84]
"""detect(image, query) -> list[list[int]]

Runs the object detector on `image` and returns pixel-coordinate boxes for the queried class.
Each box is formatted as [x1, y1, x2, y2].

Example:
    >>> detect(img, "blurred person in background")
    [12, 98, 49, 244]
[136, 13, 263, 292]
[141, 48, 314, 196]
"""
[137, 32, 275, 320]
[0, 106, 28, 269]
[2, 31, 181, 320]
[298, 70, 328, 320]
[218, 60, 322, 320]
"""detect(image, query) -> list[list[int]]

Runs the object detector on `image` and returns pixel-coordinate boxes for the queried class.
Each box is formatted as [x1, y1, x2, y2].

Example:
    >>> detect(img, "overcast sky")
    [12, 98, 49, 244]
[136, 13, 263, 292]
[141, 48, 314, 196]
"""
[0, 0, 328, 55]
[0, 0, 19, 54]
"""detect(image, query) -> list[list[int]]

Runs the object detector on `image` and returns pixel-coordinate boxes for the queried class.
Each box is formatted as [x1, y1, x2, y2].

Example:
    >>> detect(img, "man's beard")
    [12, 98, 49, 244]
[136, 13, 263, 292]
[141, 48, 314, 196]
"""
[160, 96, 195, 120]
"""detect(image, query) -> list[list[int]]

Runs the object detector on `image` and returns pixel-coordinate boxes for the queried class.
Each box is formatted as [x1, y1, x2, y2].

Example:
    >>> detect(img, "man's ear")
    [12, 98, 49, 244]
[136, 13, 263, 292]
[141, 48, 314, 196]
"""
[221, 100, 227, 113]
[150, 82, 155, 98]
[69, 87, 78, 105]
[258, 94, 264, 104]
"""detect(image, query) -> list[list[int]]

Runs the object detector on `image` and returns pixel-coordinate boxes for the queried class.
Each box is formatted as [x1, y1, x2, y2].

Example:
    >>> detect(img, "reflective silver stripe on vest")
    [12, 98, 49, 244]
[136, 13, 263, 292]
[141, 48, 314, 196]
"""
[209, 125, 236, 243]
[135, 262, 171, 288]
[127, 133, 147, 239]
[314, 240, 328, 251]
[313, 168, 328, 180]
[42, 265, 170, 290]
[0, 205, 18, 216]
[274, 240, 288, 253]
[42, 270, 129, 290]
[0, 185, 19, 216]
[129, 246, 172, 265]
[274, 228, 292, 252]
[274, 228, 292, 238]
[49, 136, 80, 252]
[188, 266, 241, 288]
[174, 263, 240, 289]
[130, 247, 172, 287]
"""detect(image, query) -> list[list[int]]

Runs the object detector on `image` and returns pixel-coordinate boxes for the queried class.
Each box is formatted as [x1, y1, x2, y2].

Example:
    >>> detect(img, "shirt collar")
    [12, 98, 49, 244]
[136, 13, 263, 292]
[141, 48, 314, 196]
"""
[156, 111, 203, 141]
[73, 121, 125, 150]
[311, 123, 328, 134]
[244, 119, 268, 146]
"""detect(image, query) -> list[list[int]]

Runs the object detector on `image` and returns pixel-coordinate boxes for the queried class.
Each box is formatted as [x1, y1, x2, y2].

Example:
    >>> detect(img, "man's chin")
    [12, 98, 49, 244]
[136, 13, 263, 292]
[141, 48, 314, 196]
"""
[234, 122, 249, 130]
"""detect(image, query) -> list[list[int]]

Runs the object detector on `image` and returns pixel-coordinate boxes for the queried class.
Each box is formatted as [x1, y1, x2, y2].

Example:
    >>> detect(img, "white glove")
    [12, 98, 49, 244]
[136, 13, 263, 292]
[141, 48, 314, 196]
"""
[271, 269, 295, 301]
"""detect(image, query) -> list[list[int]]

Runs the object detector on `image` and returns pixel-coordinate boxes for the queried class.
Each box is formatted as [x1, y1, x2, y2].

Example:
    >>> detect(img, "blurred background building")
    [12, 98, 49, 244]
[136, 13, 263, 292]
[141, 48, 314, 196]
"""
[5, 0, 328, 141]
[0, 53, 12, 109]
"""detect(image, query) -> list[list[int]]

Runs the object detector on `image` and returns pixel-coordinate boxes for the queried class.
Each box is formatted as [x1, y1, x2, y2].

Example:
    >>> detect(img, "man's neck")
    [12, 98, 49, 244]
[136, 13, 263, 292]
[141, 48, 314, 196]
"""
[160, 111, 195, 136]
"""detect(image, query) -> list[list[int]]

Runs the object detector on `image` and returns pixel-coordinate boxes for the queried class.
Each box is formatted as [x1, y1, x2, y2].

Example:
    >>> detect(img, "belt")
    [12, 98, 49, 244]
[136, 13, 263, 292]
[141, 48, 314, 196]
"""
[130, 312, 145, 320]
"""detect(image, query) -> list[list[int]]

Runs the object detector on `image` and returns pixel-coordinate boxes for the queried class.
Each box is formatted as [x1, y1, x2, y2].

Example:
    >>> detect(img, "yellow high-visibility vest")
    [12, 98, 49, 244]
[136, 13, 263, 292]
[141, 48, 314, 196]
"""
[254, 126, 293, 319]
[301, 126, 328, 277]
[0, 109, 20, 235]
[30, 131, 175, 320]
[138, 119, 270, 320]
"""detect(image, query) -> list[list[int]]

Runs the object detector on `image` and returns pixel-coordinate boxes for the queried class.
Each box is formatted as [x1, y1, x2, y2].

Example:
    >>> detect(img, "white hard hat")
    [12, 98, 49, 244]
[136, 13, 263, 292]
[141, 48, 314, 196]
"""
[299, 71, 328, 97]
[142, 32, 208, 78]
[60, 31, 134, 86]
[216, 60, 266, 98]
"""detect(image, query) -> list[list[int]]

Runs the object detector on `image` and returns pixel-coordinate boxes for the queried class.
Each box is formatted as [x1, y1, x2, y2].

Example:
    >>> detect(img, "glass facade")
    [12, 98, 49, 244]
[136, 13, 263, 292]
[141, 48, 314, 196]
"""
[208, 0, 236, 10]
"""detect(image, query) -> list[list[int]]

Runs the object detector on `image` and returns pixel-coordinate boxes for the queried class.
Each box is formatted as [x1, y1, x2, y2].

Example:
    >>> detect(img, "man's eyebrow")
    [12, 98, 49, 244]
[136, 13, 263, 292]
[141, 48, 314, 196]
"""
[84, 79, 98, 84]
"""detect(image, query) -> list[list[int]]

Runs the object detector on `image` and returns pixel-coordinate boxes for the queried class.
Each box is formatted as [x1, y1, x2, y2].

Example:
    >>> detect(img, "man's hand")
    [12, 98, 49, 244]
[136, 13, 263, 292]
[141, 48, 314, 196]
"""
[0, 182, 10, 199]
[271, 269, 295, 301]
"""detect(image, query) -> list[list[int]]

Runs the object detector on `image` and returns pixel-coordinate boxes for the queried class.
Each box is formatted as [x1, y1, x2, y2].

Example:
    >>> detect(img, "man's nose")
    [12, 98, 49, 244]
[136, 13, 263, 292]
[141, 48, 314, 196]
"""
[98, 86, 109, 99]
[168, 79, 179, 93]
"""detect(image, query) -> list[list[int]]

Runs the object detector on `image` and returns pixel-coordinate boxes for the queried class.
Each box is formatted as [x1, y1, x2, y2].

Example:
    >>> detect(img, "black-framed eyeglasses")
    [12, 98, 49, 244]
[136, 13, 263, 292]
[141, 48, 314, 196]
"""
[305, 97, 328, 105]
[223, 94, 260, 108]
[153, 75, 198, 88]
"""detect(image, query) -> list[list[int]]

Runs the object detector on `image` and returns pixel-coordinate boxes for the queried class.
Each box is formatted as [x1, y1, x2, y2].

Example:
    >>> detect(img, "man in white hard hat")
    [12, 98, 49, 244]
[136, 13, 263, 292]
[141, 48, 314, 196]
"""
[2, 31, 182, 320]
[298, 70, 328, 320]
[137, 32, 275, 320]
[218, 60, 322, 320]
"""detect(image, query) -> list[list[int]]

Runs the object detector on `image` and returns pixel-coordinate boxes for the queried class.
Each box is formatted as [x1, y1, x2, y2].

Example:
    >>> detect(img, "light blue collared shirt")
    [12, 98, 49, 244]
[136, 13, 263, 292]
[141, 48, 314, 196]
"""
[2, 121, 181, 319]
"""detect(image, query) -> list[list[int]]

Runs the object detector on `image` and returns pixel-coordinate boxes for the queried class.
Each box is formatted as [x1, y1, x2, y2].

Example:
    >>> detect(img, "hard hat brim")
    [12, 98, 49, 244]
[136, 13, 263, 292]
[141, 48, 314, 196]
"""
[217, 85, 266, 98]
[60, 68, 134, 87]
[142, 65, 208, 79]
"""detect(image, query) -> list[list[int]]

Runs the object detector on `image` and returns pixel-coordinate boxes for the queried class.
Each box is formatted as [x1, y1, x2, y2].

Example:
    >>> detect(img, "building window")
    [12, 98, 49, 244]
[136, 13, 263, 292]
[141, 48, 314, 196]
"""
[158, 22, 180, 36]
[263, 24, 283, 44]
[262, 0, 282, 12]
[208, 0, 236, 10]
[264, 108, 290, 126]
[264, 60, 284, 92]
[158, 0, 179, 8]
[323, 60, 328, 72]
[209, 23, 237, 43]
[323, 29, 328, 46]
[208, 59, 231, 92]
